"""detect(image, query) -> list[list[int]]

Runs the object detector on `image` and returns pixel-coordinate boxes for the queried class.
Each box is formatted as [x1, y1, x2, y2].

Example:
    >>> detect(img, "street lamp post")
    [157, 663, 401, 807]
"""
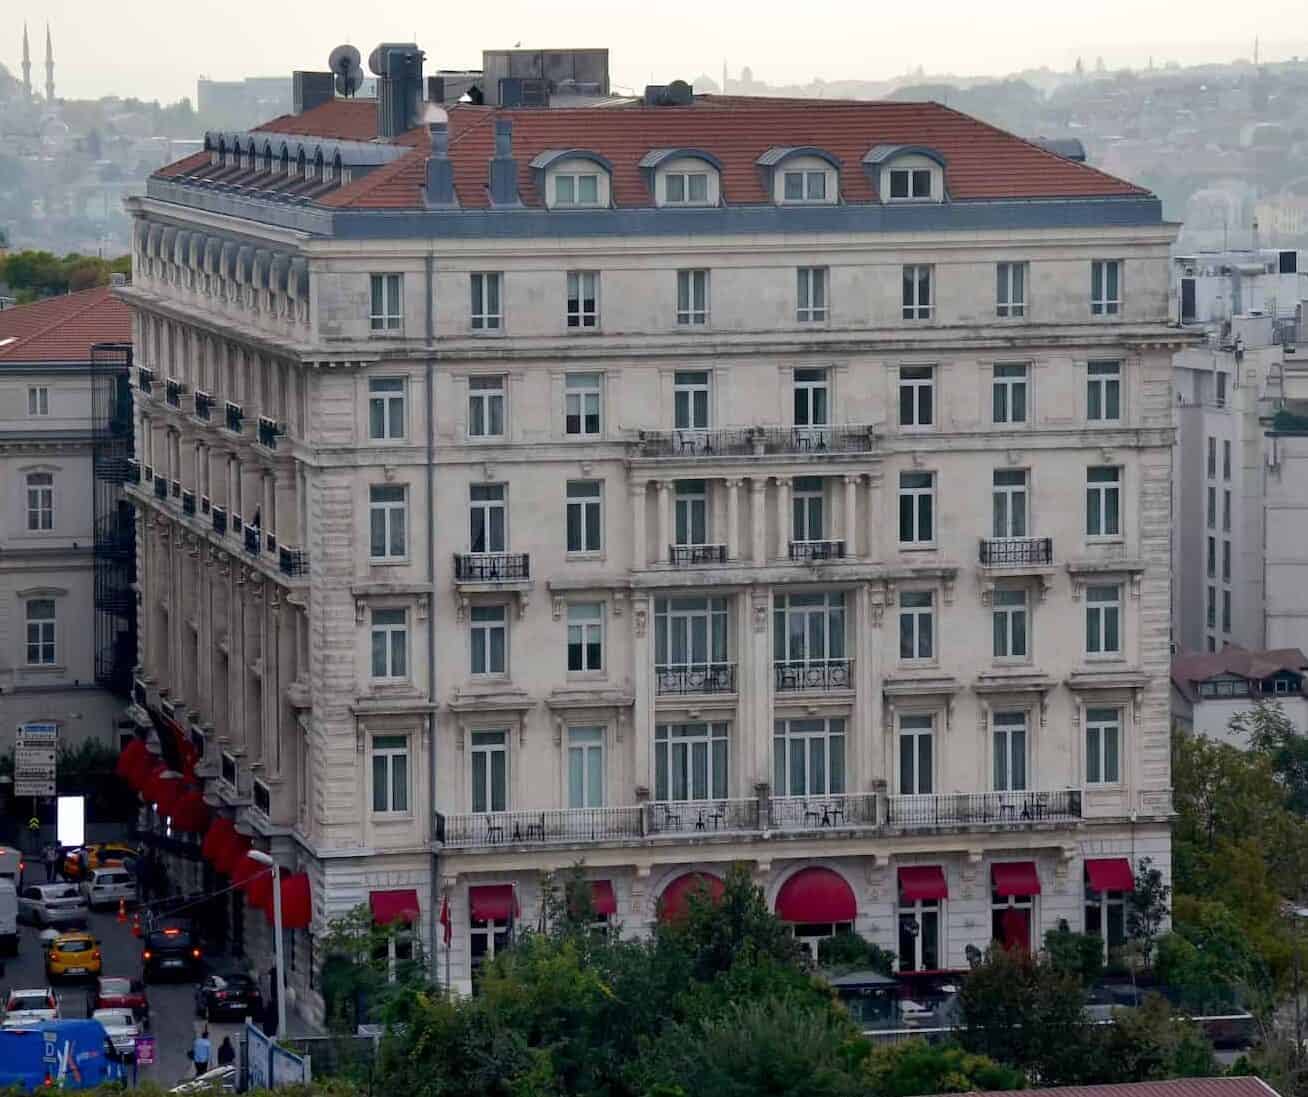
[246, 850, 287, 1038]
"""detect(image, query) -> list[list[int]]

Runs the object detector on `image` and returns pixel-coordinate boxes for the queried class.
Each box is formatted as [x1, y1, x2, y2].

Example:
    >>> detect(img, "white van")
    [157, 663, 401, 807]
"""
[0, 880, 17, 955]
[81, 867, 137, 912]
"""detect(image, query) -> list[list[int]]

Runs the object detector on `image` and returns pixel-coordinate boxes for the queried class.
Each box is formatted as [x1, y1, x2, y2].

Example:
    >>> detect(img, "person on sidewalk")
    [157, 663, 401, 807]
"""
[217, 1037, 236, 1067]
[42, 844, 59, 883]
[191, 1029, 211, 1076]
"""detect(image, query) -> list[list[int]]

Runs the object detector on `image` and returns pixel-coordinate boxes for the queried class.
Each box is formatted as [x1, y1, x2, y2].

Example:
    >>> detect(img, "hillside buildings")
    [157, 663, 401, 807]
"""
[1171, 645, 1308, 743]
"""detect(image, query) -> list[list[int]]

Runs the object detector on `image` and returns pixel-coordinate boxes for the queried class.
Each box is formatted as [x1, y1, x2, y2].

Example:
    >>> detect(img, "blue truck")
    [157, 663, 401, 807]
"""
[0, 1019, 127, 1091]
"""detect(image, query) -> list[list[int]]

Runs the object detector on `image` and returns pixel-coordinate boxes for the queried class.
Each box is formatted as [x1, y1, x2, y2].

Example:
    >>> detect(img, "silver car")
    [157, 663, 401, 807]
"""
[16, 884, 88, 928]
[3, 987, 59, 1028]
[92, 1008, 140, 1058]
[80, 868, 138, 912]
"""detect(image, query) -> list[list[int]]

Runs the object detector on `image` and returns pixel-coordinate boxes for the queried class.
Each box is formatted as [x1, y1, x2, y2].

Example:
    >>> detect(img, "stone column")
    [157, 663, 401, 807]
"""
[867, 471, 885, 563]
[774, 477, 791, 561]
[630, 481, 647, 570]
[632, 595, 653, 795]
[750, 479, 766, 563]
[725, 479, 741, 560]
[275, 468, 297, 549]
[657, 481, 672, 564]
[843, 475, 858, 555]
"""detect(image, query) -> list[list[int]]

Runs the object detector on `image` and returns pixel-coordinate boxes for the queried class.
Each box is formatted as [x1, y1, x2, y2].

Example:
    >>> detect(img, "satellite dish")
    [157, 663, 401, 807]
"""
[368, 45, 385, 77]
[328, 44, 364, 97]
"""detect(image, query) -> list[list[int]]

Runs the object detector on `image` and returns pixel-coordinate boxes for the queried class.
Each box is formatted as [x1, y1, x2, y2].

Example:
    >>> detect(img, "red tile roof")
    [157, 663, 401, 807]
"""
[977, 1078, 1280, 1097]
[1171, 644, 1308, 703]
[160, 95, 1148, 212]
[0, 286, 133, 363]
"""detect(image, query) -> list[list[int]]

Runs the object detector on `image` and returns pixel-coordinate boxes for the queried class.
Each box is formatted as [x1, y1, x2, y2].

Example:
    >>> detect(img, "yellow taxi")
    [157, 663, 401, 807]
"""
[45, 931, 102, 981]
[62, 843, 138, 881]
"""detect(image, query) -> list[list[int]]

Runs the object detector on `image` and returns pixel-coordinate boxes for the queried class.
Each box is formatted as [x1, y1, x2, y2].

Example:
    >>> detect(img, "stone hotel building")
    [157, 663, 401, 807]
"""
[119, 51, 1181, 1008]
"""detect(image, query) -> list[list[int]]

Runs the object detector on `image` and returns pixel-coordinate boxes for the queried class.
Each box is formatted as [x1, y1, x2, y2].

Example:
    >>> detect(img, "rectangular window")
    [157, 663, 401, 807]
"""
[898, 590, 934, 661]
[566, 480, 602, 554]
[664, 172, 708, 204]
[783, 171, 827, 201]
[992, 364, 1028, 424]
[992, 588, 1028, 659]
[1085, 584, 1122, 655]
[369, 274, 402, 331]
[898, 471, 935, 546]
[470, 730, 508, 813]
[368, 485, 407, 560]
[370, 734, 409, 813]
[676, 269, 709, 325]
[992, 711, 1028, 791]
[674, 480, 709, 546]
[468, 375, 505, 438]
[654, 722, 728, 801]
[1087, 361, 1121, 422]
[27, 386, 49, 416]
[898, 366, 935, 428]
[992, 469, 1029, 539]
[1222, 540, 1231, 582]
[567, 727, 605, 809]
[1091, 260, 1121, 315]
[368, 377, 406, 441]
[1085, 707, 1121, 784]
[674, 370, 711, 429]
[796, 267, 828, 322]
[793, 367, 829, 428]
[1086, 467, 1121, 538]
[567, 602, 604, 673]
[1222, 589, 1232, 634]
[774, 592, 846, 668]
[899, 714, 934, 795]
[655, 597, 729, 671]
[566, 271, 599, 329]
[1206, 586, 1216, 630]
[1223, 440, 1232, 480]
[369, 608, 408, 680]
[26, 473, 53, 531]
[1223, 490, 1231, 533]
[1207, 486, 1216, 530]
[469, 484, 506, 554]
[25, 599, 56, 665]
[902, 265, 933, 320]
[889, 168, 932, 199]
[470, 272, 502, 330]
[899, 898, 941, 972]
[1217, 372, 1228, 408]
[791, 476, 826, 542]
[555, 173, 599, 206]
[773, 717, 846, 797]
[1207, 437, 1217, 479]
[1207, 536, 1216, 579]
[996, 262, 1027, 318]
[470, 605, 507, 676]
[564, 373, 602, 437]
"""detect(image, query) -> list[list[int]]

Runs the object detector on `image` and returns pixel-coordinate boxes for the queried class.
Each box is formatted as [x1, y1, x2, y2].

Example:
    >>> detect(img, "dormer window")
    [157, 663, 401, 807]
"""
[889, 168, 932, 200]
[642, 149, 722, 208]
[666, 172, 708, 204]
[757, 148, 841, 206]
[555, 173, 599, 206]
[784, 170, 827, 202]
[532, 151, 613, 210]
[865, 146, 947, 204]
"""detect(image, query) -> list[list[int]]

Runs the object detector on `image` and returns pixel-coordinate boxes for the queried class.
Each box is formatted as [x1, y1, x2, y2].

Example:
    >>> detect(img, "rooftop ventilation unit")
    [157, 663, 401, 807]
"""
[643, 79, 693, 107]
[499, 77, 548, 108]
[370, 42, 425, 138]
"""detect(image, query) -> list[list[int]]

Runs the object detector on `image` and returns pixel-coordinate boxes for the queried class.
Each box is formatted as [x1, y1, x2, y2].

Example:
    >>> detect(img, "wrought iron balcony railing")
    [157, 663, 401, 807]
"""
[886, 789, 1083, 828]
[649, 798, 760, 835]
[225, 401, 244, 434]
[769, 793, 880, 831]
[181, 490, 196, 516]
[453, 553, 531, 582]
[194, 390, 213, 421]
[165, 378, 186, 408]
[243, 524, 261, 555]
[655, 663, 736, 695]
[978, 537, 1054, 567]
[636, 424, 878, 458]
[212, 505, 227, 535]
[436, 806, 645, 849]
[789, 539, 846, 562]
[153, 476, 167, 500]
[170, 478, 181, 498]
[774, 659, 854, 692]
[125, 458, 141, 484]
[279, 546, 310, 577]
[137, 366, 155, 394]
[257, 416, 283, 449]
[669, 543, 727, 566]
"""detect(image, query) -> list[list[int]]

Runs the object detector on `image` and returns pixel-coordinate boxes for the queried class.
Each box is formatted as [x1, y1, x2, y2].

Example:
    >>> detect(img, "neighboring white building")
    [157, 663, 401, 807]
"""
[0, 287, 136, 756]
[1170, 645, 1308, 744]
[120, 53, 1183, 1012]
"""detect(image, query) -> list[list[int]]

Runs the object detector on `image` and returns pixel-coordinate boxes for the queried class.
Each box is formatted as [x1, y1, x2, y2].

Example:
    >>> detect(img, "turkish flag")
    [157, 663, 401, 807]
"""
[439, 896, 452, 948]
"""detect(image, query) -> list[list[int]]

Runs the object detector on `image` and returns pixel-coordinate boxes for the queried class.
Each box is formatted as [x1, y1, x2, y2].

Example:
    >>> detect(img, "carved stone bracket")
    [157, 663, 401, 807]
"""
[416, 594, 430, 622]
[751, 592, 769, 633]
[633, 604, 648, 638]
[552, 597, 565, 621]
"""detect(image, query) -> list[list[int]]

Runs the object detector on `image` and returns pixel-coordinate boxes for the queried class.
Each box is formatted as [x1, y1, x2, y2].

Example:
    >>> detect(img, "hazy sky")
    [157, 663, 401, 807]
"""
[12, 0, 1308, 104]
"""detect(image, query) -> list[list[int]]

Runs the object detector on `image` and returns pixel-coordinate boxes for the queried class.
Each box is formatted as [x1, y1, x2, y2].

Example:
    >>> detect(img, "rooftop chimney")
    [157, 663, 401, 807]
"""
[293, 71, 335, 115]
[423, 121, 456, 208]
[374, 43, 424, 138]
[489, 119, 519, 206]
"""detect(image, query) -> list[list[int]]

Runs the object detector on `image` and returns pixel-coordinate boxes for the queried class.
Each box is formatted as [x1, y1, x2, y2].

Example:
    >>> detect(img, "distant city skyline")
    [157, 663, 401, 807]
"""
[9, 0, 1308, 105]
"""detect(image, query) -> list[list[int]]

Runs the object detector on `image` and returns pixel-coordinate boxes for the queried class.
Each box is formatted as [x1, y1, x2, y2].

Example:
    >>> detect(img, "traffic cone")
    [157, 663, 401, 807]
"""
[131, 911, 142, 938]
[116, 898, 127, 924]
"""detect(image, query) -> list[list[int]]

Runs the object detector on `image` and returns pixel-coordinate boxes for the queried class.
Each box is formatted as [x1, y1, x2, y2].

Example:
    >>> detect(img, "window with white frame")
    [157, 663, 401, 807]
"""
[566, 480, 602, 554]
[773, 717, 846, 797]
[564, 373, 602, 436]
[889, 167, 933, 200]
[470, 605, 507, 676]
[796, 267, 828, 322]
[1087, 361, 1121, 422]
[898, 713, 935, 795]
[674, 480, 709, 545]
[782, 169, 829, 202]
[1091, 260, 1121, 315]
[567, 602, 604, 672]
[793, 368, 829, 429]
[470, 272, 502, 331]
[1085, 584, 1122, 655]
[368, 377, 406, 441]
[1086, 466, 1121, 538]
[369, 274, 402, 331]
[26, 473, 53, 531]
[674, 370, 710, 429]
[370, 734, 409, 813]
[468, 375, 505, 438]
[791, 476, 826, 542]
[774, 592, 846, 669]
[470, 730, 508, 813]
[991, 887, 1034, 951]
[992, 364, 1028, 424]
[676, 270, 709, 325]
[655, 596, 729, 672]
[992, 588, 1029, 659]
[898, 896, 941, 971]
[369, 608, 408, 680]
[567, 727, 605, 808]
[902, 265, 933, 320]
[898, 590, 934, 661]
[566, 271, 599, 329]
[27, 386, 49, 416]
[992, 710, 1028, 791]
[368, 484, 407, 560]
[554, 172, 600, 206]
[25, 599, 56, 665]
[1084, 875, 1126, 959]
[470, 484, 506, 554]
[664, 171, 709, 205]
[898, 366, 934, 428]
[992, 469, 1029, 539]
[470, 915, 511, 986]
[654, 722, 728, 801]
[1085, 707, 1122, 784]
[898, 471, 935, 546]
[996, 262, 1027, 318]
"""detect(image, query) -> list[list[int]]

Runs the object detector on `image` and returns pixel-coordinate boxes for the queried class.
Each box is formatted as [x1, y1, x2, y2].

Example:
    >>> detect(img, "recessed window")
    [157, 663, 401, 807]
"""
[993, 470, 1029, 539]
[1087, 361, 1121, 422]
[898, 590, 934, 661]
[783, 171, 828, 202]
[555, 173, 599, 207]
[471, 731, 508, 813]
[898, 471, 935, 546]
[902, 265, 932, 320]
[566, 272, 599, 329]
[470, 272, 502, 331]
[992, 364, 1028, 424]
[26, 473, 54, 531]
[898, 366, 935, 428]
[471, 605, 508, 676]
[565, 373, 602, 437]
[26, 599, 56, 665]
[992, 589, 1029, 659]
[889, 168, 933, 199]
[368, 484, 407, 560]
[567, 728, 605, 809]
[470, 484, 507, 554]
[1085, 707, 1121, 784]
[899, 714, 934, 795]
[674, 480, 709, 546]
[371, 734, 409, 812]
[370, 609, 408, 680]
[665, 172, 708, 204]
[796, 268, 828, 323]
[567, 602, 604, 672]
[1086, 467, 1121, 538]
[654, 722, 728, 801]
[674, 370, 711, 429]
[369, 274, 402, 332]
[368, 378, 406, 441]
[27, 387, 50, 416]
[996, 262, 1027, 318]
[774, 717, 846, 797]
[1085, 585, 1122, 655]
[676, 270, 709, 325]
[566, 480, 602, 554]
[992, 711, 1028, 790]
[793, 368, 829, 429]
[468, 376, 505, 438]
[1091, 260, 1121, 316]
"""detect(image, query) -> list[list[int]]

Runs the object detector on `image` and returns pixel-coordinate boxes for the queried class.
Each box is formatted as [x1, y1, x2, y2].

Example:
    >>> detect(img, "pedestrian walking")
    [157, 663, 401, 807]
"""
[191, 1029, 211, 1077]
[217, 1036, 235, 1067]
[42, 844, 58, 883]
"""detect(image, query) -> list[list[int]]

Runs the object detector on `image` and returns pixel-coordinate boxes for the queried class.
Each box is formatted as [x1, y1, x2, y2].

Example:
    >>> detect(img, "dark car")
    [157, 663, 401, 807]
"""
[194, 972, 262, 1021]
[141, 924, 203, 982]
[88, 975, 150, 1025]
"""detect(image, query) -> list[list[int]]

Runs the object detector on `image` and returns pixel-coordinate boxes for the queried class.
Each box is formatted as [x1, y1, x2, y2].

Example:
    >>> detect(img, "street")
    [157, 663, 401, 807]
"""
[1, 903, 247, 1089]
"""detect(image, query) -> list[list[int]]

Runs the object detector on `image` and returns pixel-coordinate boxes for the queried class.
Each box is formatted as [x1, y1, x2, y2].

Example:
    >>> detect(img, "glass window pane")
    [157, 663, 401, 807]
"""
[491, 750, 506, 811]
[372, 754, 387, 811]
[392, 754, 408, 812]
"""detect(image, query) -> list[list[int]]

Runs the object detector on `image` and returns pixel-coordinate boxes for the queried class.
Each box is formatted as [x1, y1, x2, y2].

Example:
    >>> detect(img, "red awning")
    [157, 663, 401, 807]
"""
[116, 740, 149, 783]
[146, 771, 182, 817]
[469, 885, 516, 923]
[217, 834, 251, 877]
[898, 865, 949, 902]
[591, 880, 617, 916]
[657, 872, 725, 923]
[371, 888, 421, 926]
[775, 867, 857, 923]
[1085, 857, 1134, 893]
[247, 867, 277, 913]
[231, 854, 266, 891]
[171, 791, 210, 834]
[202, 817, 235, 863]
[991, 861, 1042, 897]
[269, 873, 313, 930]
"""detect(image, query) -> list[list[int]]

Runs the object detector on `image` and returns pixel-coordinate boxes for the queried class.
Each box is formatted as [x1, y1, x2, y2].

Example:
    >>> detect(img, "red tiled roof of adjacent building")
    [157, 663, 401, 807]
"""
[963, 1078, 1280, 1097]
[0, 286, 133, 363]
[1170, 644, 1308, 703]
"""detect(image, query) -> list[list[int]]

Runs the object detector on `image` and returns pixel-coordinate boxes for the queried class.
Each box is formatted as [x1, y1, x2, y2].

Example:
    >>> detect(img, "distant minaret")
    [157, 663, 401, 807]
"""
[722, 58, 727, 93]
[21, 22, 30, 99]
[44, 23, 54, 103]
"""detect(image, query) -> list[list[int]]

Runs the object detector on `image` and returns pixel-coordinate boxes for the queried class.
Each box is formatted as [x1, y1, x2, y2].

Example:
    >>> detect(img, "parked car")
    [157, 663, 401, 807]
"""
[2, 988, 59, 1027]
[142, 924, 202, 982]
[194, 971, 262, 1020]
[91, 1008, 139, 1059]
[80, 867, 137, 912]
[45, 932, 102, 982]
[87, 976, 149, 1025]
[17, 883, 88, 928]
[62, 844, 138, 882]
[0, 880, 17, 956]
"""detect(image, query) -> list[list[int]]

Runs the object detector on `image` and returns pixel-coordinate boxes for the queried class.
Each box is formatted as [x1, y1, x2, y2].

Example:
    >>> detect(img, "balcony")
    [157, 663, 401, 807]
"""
[649, 798, 760, 835]
[225, 401, 244, 434]
[886, 789, 1083, 829]
[655, 663, 736, 696]
[257, 416, 283, 449]
[769, 793, 880, 831]
[774, 659, 854, 692]
[170, 478, 181, 498]
[243, 524, 261, 555]
[137, 366, 155, 394]
[979, 537, 1053, 568]
[279, 546, 310, 577]
[437, 806, 645, 849]
[200, 495, 211, 515]
[165, 378, 186, 408]
[636, 424, 878, 458]
[125, 458, 141, 484]
[212, 505, 227, 535]
[153, 476, 167, 500]
[181, 490, 196, 516]
[669, 544, 727, 566]
[142, 463, 154, 482]
[453, 553, 531, 582]
[789, 539, 846, 562]
[194, 390, 213, 421]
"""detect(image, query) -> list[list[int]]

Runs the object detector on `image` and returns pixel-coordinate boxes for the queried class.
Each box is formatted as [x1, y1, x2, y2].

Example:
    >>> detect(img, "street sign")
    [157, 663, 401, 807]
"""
[15, 748, 56, 767]
[15, 724, 57, 797]
[16, 780, 55, 797]
[17, 723, 58, 742]
[135, 1035, 156, 1065]
[27, 817, 40, 831]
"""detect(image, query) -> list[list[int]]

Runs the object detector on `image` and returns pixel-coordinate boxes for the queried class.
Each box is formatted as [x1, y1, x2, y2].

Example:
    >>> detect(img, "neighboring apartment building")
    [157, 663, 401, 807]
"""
[120, 49, 1183, 1010]
[0, 286, 136, 753]
[1171, 646, 1308, 743]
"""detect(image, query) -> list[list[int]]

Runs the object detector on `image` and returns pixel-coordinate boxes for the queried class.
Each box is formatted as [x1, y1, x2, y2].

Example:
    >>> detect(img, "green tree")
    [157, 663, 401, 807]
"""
[863, 1039, 1025, 1096]
[318, 904, 428, 1033]
[817, 931, 897, 975]
[1155, 897, 1272, 1014]
[1235, 700, 1308, 815]
[1100, 994, 1217, 1082]
[1042, 926, 1104, 986]
[1126, 857, 1171, 969]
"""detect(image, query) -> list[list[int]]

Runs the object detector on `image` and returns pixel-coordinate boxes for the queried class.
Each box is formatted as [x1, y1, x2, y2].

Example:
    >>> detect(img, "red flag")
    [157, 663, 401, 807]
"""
[439, 896, 452, 948]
